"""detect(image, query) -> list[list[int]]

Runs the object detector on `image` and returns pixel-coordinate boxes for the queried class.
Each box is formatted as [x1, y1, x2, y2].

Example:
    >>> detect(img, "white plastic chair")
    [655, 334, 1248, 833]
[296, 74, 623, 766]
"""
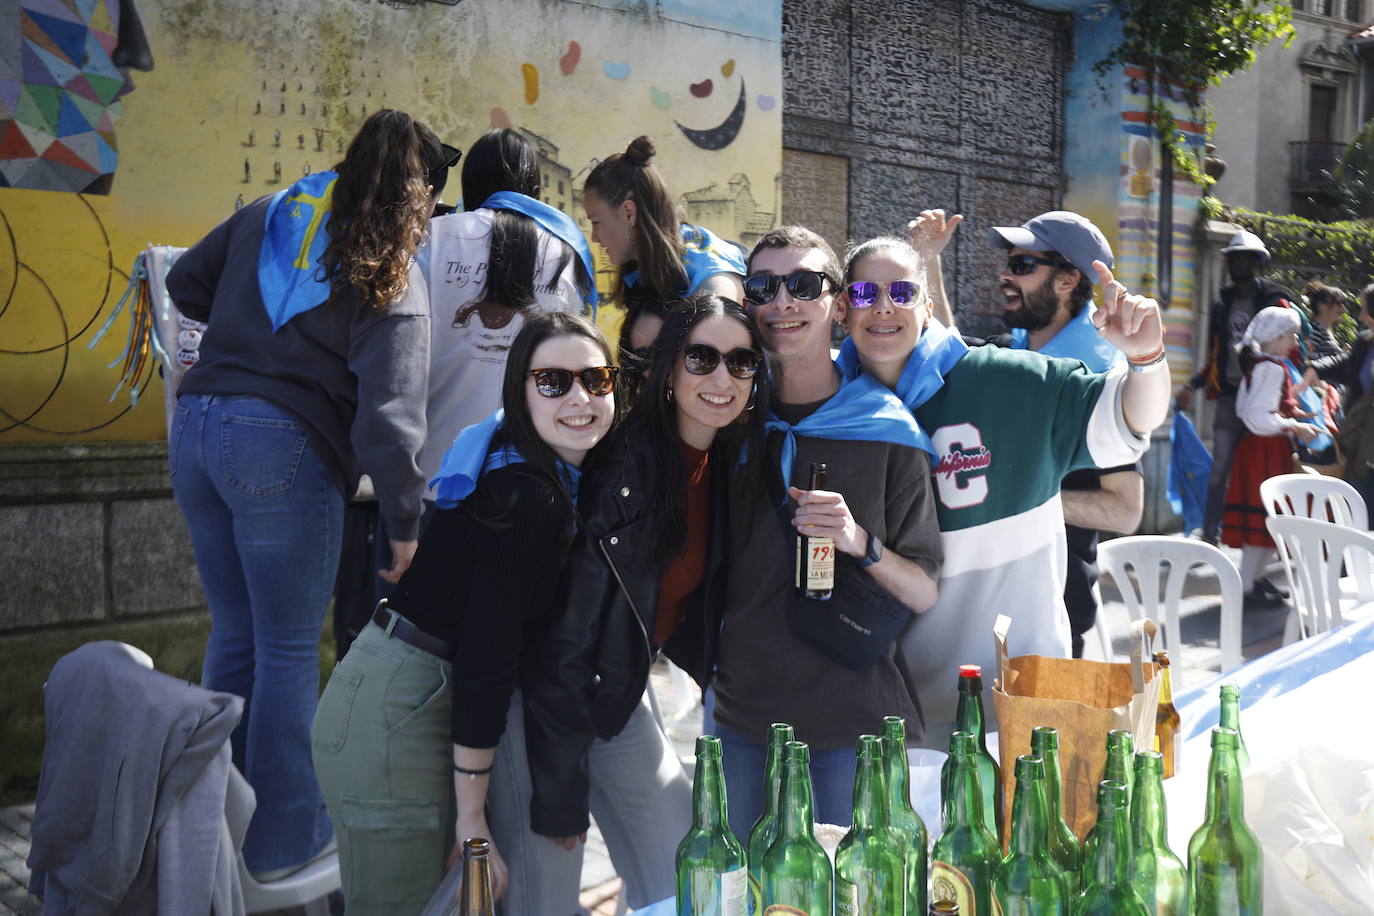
[1260, 473, 1371, 610]
[1259, 473, 1369, 529]
[1265, 515, 1374, 642]
[1096, 536, 1244, 675]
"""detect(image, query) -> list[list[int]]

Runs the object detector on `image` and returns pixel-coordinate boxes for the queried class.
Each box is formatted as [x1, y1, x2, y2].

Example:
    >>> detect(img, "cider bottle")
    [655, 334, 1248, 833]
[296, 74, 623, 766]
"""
[795, 462, 835, 600]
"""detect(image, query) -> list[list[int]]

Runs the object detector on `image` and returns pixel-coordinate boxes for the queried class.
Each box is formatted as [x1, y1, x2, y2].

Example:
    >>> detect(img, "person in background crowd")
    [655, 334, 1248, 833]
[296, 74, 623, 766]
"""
[1221, 307, 1324, 598]
[166, 109, 449, 882]
[1305, 280, 1349, 362]
[839, 225, 1166, 743]
[582, 135, 745, 395]
[981, 212, 1144, 658]
[523, 294, 770, 909]
[1176, 231, 1298, 548]
[312, 313, 617, 914]
[715, 226, 943, 842]
[1308, 282, 1374, 516]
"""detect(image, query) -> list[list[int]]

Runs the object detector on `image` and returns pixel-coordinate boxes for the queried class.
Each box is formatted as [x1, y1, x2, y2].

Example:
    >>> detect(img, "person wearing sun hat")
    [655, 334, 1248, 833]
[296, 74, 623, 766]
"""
[1176, 229, 1299, 553]
[985, 211, 1145, 658]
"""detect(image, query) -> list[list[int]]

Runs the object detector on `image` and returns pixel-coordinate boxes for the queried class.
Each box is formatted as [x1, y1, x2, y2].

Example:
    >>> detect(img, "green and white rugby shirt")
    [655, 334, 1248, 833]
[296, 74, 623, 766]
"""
[902, 345, 1148, 743]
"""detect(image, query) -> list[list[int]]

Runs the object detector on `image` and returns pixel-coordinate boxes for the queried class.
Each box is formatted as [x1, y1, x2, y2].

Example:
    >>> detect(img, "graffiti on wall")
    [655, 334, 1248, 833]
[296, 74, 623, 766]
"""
[0, 0, 782, 441]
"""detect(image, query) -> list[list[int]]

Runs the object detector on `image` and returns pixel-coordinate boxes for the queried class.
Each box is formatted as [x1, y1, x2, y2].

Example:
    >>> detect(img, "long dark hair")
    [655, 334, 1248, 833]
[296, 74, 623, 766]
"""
[460, 129, 592, 309]
[322, 109, 441, 312]
[628, 293, 769, 566]
[585, 135, 685, 304]
[494, 312, 617, 521]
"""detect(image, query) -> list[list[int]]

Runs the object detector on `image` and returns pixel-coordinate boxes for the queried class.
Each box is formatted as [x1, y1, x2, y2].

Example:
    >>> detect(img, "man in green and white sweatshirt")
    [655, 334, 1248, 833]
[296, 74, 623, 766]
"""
[852, 212, 1171, 743]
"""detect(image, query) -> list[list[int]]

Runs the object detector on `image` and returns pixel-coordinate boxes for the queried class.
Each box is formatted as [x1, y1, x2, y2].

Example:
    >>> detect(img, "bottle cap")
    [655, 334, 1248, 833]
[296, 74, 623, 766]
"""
[959, 664, 982, 677]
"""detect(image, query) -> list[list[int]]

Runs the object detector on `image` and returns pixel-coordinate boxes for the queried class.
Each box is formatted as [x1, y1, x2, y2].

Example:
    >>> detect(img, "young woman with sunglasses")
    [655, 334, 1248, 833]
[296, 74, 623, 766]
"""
[583, 136, 747, 393]
[838, 233, 1165, 740]
[522, 293, 770, 909]
[166, 109, 452, 880]
[311, 313, 617, 914]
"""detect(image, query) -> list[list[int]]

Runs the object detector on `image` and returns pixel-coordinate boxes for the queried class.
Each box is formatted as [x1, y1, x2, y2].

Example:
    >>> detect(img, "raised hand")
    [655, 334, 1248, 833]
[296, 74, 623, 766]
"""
[906, 209, 964, 257]
[1090, 260, 1164, 360]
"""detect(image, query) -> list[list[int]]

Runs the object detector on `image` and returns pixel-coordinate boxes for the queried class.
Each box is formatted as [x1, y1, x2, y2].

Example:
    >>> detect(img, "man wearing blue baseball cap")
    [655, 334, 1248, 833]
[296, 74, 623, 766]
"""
[985, 211, 1145, 657]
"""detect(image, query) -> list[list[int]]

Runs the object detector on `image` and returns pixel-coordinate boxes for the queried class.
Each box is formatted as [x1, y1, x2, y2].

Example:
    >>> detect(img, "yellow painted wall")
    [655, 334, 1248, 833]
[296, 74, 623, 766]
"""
[1, 0, 781, 441]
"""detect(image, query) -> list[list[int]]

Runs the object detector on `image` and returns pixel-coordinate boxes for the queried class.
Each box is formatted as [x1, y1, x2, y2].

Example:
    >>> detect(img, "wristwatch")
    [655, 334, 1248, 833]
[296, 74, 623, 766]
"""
[857, 531, 883, 568]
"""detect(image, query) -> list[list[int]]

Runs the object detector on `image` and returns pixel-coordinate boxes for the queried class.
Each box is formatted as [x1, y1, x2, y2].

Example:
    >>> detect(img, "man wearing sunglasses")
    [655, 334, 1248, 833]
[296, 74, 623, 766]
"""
[711, 226, 944, 842]
[984, 211, 1146, 658]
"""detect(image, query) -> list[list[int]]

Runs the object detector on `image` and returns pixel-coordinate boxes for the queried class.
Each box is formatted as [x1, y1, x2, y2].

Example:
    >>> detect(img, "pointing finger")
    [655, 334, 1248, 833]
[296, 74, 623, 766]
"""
[1092, 259, 1115, 289]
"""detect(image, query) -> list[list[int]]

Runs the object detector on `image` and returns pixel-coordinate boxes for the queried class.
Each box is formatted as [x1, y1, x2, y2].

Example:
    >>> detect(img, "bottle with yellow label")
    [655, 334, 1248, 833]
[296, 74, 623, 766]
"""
[795, 462, 834, 600]
[932, 732, 1000, 916]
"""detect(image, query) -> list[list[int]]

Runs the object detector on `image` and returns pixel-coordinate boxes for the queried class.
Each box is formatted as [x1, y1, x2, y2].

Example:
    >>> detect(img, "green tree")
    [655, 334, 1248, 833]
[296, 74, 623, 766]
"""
[1095, 0, 1294, 187]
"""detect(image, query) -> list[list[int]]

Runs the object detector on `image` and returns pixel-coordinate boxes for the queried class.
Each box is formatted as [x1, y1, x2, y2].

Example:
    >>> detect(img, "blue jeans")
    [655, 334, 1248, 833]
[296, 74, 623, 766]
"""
[171, 393, 340, 872]
[717, 724, 857, 844]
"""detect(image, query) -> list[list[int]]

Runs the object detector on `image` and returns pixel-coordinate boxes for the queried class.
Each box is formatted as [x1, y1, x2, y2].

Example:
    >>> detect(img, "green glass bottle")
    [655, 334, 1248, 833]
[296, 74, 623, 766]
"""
[1129, 751, 1188, 915]
[1071, 782, 1149, 915]
[748, 723, 795, 915]
[993, 754, 1069, 914]
[1030, 726, 1081, 891]
[881, 715, 929, 916]
[761, 740, 832, 916]
[1217, 685, 1251, 770]
[932, 732, 1000, 916]
[676, 735, 748, 916]
[1102, 731, 1135, 811]
[1187, 728, 1262, 916]
[835, 736, 904, 915]
[950, 665, 1003, 839]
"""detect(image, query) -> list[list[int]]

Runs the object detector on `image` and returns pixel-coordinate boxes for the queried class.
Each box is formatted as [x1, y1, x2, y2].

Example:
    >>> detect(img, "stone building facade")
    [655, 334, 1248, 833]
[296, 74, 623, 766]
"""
[780, 0, 1071, 339]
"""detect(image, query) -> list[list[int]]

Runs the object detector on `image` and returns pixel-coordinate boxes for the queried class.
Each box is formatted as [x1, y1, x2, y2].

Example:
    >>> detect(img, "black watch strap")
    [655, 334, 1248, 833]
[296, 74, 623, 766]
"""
[857, 531, 883, 568]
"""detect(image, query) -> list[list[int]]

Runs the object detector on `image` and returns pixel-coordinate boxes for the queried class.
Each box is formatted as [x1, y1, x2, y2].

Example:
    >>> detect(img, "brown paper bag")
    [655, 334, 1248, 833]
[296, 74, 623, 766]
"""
[991, 613, 1159, 845]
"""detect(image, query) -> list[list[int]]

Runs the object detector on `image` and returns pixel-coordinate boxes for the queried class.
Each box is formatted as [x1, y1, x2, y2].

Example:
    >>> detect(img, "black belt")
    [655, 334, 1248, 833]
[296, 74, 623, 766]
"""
[372, 603, 454, 659]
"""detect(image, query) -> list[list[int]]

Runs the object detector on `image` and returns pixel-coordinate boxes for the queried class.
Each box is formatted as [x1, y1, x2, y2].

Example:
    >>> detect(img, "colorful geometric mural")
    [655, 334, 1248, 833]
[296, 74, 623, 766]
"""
[1, 0, 152, 193]
[0, 0, 782, 442]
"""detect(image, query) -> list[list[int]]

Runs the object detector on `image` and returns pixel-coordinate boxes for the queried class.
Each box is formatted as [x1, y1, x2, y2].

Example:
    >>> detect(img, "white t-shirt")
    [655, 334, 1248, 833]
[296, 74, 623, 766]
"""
[415, 208, 585, 487]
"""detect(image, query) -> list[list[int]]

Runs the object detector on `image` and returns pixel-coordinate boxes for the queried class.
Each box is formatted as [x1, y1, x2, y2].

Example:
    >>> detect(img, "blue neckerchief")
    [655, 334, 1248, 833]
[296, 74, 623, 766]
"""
[480, 191, 600, 315]
[835, 318, 970, 411]
[1283, 358, 1334, 453]
[257, 171, 339, 331]
[624, 223, 745, 295]
[430, 409, 582, 507]
[1009, 304, 1124, 372]
[764, 371, 933, 491]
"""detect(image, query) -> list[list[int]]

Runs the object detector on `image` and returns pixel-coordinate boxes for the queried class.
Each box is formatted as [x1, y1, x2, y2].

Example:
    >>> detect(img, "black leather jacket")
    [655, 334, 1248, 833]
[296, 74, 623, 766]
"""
[521, 430, 729, 836]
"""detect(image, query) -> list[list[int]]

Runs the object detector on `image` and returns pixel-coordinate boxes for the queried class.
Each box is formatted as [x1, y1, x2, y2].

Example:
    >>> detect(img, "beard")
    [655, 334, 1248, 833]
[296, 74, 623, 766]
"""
[1001, 275, 1059, 332]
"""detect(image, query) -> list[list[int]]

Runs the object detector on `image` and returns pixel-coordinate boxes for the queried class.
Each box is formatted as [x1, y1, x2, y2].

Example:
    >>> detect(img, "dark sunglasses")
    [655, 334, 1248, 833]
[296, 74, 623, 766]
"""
[743, 270, 829, 305]
[846, 279, 923, 309]
[1005, 253, 1056, 276]
[527, 366, 618, 398]
[682, 344, 760, 379]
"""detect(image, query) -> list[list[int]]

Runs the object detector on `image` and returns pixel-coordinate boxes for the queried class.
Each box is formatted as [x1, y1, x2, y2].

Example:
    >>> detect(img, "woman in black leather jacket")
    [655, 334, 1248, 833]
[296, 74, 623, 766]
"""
[522, 293, 770, 906]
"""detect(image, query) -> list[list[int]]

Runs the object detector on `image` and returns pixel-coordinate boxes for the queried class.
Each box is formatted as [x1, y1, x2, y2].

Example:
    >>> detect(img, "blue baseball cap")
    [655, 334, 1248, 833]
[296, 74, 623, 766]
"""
[987, 210, 1114, 279]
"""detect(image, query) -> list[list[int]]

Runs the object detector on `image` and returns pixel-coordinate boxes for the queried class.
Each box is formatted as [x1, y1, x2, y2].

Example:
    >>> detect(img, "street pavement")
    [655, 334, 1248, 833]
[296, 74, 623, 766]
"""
[0, 552, 1295, 915]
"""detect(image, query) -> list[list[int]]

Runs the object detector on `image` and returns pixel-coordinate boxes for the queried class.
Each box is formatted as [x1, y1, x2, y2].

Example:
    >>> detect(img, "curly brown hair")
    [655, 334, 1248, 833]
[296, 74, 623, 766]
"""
[321, 109, 442, 312]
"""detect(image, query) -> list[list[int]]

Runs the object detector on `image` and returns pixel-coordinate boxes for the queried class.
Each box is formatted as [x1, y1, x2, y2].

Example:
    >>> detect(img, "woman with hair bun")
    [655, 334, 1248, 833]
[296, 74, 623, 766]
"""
[166, 108, 456, 879]
[583, 135, 746, 394]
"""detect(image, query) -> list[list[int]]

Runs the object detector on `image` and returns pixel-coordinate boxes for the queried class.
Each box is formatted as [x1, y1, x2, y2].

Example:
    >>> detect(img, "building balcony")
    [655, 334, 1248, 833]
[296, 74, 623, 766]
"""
[1289, 140, 1346, 185]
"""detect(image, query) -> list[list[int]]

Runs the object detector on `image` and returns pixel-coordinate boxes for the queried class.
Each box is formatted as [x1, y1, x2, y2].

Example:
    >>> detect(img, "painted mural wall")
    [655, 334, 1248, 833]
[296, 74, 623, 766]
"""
[0, 0, 782, 442]
[1063, 3, 1202, 385]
